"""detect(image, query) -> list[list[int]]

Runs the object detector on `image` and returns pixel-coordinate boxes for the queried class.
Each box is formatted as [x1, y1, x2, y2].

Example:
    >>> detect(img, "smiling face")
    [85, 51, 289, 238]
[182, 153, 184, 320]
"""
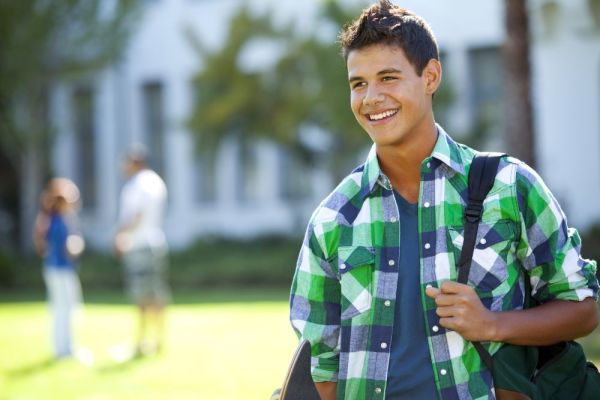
[347, 43, 440, 149]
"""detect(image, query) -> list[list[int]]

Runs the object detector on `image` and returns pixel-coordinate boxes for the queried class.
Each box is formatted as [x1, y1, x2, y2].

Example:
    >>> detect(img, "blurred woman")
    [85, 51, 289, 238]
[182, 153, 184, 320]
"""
[32, 178, 85, 359]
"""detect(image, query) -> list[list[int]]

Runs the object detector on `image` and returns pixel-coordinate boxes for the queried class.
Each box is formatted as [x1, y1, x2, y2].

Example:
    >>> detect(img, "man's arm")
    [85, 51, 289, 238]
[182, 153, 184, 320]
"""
[426, 160, 600, 345]
[290, 220, 342, 391]
[113, 212, 142, 258]
[315, 382, 337, 400]
[426, 282, 599, 345]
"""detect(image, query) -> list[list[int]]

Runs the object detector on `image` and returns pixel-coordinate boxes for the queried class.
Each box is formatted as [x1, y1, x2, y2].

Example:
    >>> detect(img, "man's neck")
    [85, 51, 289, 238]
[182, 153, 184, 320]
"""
[376, 122, 438, 203]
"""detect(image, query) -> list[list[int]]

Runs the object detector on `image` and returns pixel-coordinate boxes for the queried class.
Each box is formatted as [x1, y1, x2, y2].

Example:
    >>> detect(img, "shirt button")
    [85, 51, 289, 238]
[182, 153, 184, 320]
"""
[388, 259, 395, 266]
[480, 238, 487, 245]
[384, 300, 391, 307]
[427, 162, 431, 168]
[424, 243, 431, 250]
[424, 201, 430, 208]
[375, 387, 382, 394]
[380, 342, 388, 349]
[390, 217, 397, 223]
[440, 369, 447, 376]
[432, 325, 439, 333]
[340, 264, 347, 270]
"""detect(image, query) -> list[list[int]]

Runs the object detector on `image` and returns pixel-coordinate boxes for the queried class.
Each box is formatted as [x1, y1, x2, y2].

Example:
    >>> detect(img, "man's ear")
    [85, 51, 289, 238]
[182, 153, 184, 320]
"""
[424, 58, 442, 95]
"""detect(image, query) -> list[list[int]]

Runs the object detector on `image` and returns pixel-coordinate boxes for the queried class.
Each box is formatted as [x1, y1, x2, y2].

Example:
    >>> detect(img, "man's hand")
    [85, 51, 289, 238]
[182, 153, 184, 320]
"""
[113, 231, 130, 259]
[425, 281, 498, 341]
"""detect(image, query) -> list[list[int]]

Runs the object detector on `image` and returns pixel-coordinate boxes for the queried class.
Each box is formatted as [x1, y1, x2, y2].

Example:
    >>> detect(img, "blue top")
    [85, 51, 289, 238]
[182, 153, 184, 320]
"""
[385, 191, 438, 399]
[44, 213, 73, 269]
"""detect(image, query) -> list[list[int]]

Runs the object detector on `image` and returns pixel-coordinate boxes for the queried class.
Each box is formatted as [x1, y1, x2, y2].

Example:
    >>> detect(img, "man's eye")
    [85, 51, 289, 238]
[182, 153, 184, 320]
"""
[351, 82, 366, 89]
[382, 76, 397, 82]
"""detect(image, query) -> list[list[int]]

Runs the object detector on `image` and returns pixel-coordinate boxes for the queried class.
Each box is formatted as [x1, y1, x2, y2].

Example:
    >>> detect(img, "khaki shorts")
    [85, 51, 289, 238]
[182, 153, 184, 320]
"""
[123, 246, 170, 305]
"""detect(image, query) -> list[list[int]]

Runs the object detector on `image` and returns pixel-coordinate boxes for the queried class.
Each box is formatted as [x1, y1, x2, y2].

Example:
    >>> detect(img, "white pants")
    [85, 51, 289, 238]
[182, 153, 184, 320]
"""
[43, 267, 82, 358]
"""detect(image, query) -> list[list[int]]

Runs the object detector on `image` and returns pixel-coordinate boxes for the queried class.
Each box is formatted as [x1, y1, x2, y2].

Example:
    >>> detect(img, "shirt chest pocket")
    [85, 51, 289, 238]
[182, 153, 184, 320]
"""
[448, 220, 517, 294]
[337, 246, 375, 320]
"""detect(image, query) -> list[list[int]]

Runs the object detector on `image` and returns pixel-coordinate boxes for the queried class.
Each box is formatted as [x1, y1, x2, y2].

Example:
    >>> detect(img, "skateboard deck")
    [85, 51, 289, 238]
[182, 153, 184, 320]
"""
[274, 339, 321, 400]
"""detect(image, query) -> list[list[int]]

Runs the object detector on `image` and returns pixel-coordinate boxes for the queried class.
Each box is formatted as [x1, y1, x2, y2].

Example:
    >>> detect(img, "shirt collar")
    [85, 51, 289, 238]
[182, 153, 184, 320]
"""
[429, 124, 467, 176]
[361, 124, 467, 194]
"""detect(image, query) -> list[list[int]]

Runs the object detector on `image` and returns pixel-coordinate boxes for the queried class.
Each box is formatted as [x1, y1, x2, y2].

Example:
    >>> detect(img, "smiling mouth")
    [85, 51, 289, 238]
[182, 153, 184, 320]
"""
[367, 109, 398, 121]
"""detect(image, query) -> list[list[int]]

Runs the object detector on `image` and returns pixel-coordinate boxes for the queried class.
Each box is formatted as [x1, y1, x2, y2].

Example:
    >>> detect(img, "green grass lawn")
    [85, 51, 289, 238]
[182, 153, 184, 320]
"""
[0, 288, 298, 400]
[2, 289, 600, 400]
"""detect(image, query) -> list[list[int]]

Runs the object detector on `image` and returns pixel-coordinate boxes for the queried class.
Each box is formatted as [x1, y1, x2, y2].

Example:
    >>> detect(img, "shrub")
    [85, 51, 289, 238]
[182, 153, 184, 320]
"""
[168, 235, 302, 288]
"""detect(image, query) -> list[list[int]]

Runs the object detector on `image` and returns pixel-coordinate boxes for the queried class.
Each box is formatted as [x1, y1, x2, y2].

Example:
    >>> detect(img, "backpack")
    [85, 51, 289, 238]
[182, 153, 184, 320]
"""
[460, 153, 600, 400]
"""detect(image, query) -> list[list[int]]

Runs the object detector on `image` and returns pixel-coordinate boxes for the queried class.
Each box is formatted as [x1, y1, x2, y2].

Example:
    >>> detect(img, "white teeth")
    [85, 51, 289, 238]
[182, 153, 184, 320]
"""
[369, 109, 397, 121]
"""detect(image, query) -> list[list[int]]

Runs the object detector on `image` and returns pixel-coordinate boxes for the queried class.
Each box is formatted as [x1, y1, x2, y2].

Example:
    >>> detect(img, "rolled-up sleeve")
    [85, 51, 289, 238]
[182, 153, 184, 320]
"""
[290, 220, 341, 382]
[515, 162, 598, 302]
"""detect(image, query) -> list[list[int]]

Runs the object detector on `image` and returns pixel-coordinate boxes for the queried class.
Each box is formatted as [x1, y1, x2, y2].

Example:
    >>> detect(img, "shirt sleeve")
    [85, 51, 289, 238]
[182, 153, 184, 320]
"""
[515, 161, 599, 302]
[290, 219, 341, 382]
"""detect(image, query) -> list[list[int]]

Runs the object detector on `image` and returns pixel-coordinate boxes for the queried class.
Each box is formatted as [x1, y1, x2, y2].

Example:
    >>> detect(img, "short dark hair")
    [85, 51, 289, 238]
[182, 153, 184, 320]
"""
[125, 142, 149, 165]
[339, 0, 439, 76]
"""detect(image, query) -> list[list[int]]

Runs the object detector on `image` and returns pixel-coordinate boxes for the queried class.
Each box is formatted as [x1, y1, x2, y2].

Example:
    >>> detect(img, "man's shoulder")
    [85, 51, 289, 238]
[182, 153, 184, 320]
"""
[131, 169, 167, 195]
[310, 165, 367, 226]
[448, 136, 524, 183]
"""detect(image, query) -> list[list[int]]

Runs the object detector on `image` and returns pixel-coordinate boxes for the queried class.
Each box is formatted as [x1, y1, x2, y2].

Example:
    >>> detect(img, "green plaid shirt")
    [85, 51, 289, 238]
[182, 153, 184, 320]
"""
[289, 126, 598, 400]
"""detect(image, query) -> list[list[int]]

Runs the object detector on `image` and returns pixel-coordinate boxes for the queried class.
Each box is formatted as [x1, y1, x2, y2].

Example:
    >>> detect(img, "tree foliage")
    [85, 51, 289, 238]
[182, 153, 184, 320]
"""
[187, 2, 368, 168]
[187, 1, 456, 172]
[0, 0, 141, 250]
[0, 0, 140, 164]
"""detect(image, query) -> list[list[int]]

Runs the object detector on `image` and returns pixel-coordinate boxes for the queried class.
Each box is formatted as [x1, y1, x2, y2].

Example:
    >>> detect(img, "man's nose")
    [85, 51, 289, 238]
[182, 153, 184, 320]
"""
[362, 87, 384, 107]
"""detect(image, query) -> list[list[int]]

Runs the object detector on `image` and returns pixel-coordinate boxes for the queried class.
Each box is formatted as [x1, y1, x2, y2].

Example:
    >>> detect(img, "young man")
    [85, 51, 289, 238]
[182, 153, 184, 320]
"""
[289, 1, 599, 399]
[114, 145, 169, 356]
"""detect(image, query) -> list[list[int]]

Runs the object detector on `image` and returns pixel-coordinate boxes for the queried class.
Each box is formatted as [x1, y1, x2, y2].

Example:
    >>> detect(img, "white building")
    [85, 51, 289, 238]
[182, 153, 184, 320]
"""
[48, 0, 600, 250]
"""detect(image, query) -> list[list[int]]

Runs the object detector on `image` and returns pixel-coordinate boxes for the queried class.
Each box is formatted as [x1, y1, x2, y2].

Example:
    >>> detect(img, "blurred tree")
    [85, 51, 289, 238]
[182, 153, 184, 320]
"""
[503, 0, 535, 167]
[0, 0, 141, 251]
[187, 1, 456, 184]
[187, 2, 369, 178]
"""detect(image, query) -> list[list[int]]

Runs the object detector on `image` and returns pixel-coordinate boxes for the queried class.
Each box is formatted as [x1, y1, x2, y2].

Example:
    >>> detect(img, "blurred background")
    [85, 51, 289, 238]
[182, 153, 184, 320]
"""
[1, 0, 600, 399]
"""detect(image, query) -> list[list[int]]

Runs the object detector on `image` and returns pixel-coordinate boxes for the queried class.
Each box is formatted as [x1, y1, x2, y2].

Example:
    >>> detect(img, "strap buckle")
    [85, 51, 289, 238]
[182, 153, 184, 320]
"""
[465, 203, 483, 223]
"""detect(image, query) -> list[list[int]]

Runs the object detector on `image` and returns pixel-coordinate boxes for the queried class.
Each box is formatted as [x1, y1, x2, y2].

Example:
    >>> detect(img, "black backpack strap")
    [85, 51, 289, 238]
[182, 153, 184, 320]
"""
[457, 152, 506, 284]
[457, 152, 506, 372]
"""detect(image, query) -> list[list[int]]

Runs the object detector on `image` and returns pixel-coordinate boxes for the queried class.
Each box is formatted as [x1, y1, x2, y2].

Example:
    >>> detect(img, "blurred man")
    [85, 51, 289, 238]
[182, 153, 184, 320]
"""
[115, 144, 169, 356]
[289, 1, 599, 399]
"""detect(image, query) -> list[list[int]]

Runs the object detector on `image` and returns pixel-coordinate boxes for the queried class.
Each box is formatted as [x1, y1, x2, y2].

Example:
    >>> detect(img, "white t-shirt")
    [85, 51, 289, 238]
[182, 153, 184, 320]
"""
[118, 169, 167, 251]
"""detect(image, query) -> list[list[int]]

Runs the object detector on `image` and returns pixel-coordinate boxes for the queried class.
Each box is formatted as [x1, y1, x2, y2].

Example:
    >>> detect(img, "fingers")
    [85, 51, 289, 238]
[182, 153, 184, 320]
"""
[435, 305, 457, 318]
[439, 281, 471, 294]
[438, 316, 456, 330]
[426, 287, 459, 307]
[433, 294, 456, 307]
[426, 281, 473, 297]
[426, 283, 467, 307]
[425, 286, 440, 298]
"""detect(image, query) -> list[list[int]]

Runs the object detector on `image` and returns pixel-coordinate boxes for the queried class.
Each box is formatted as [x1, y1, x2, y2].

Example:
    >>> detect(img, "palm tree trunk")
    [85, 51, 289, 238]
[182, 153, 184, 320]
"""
[503, 0, 535, 167]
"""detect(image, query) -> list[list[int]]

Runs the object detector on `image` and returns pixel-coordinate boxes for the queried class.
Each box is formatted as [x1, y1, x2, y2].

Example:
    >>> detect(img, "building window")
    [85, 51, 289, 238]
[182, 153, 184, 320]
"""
[279, 148, 309, 202]
[72, 86, 96, 209]
[237, 142, 259, 204]
[194, 149, 216, 204]
[468, 46, 505, 146]
[142, 81, 165, 177]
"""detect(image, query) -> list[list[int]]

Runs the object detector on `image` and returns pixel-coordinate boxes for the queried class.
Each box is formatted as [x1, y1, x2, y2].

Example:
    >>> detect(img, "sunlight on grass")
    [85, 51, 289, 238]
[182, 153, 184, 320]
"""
[3, 291, 600, 399]
[0, 290, 298, 400]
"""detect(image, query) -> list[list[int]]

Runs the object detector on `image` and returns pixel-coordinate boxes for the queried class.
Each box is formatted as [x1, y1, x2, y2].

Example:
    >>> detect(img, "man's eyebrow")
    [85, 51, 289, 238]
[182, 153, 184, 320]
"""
[348, 68, 403, 82]
[378, 68, 403, 75]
